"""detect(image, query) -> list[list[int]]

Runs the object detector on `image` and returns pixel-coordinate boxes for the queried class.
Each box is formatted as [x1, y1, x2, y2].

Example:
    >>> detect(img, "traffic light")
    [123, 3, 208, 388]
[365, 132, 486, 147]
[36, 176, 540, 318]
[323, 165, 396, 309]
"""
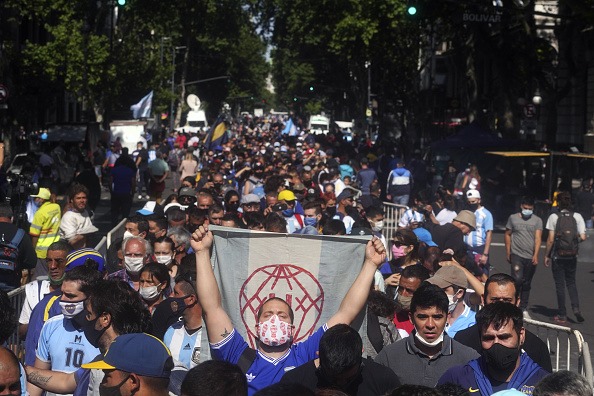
[293, 97, 298, 102]
[309, 86, 314, 92]
[406, 0, 417, 16]
[117, 0, 126, 5]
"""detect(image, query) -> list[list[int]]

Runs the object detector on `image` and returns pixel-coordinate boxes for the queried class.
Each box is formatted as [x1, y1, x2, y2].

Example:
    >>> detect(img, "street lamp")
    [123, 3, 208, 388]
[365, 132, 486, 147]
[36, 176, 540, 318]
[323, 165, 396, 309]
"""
[170, 45, 186, 132]
[532, 89, 542, 105]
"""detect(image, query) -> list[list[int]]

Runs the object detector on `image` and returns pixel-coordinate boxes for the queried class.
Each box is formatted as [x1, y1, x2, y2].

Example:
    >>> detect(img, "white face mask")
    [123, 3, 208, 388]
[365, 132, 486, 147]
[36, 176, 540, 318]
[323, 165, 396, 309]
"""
[123, 231, 135, 240]
[60, 300, 85, 318]
[414, 330, 444, 347]
[257, 314, 293, 347]
[125, 256, 144, 274]
[447, 293, 457, 313]
[139, 285, 161, 301]
[156, 255, 173, 266]
[371, 220, 384, 232]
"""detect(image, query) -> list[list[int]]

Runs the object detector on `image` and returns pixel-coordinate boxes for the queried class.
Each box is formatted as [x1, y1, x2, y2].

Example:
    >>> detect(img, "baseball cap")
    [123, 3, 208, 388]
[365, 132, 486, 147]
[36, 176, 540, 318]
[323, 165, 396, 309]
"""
[241, 194, 260, 205]
[336, 189, 354, 202]
[278, 190, 296, 202]
[413, 228, 437, 247]
[65, 248, 106, 272]
[428, 266, 468, 289]
[303, 165, 312, 172]
[30, 188, 51, 200]
[82, 333, 173, 378]
[163, 202, 183, 214]
[178, 187, 196, 198]
[136, 201, 164, 216]
[453, 210, 476, 230]
[466, 189, 481, 199]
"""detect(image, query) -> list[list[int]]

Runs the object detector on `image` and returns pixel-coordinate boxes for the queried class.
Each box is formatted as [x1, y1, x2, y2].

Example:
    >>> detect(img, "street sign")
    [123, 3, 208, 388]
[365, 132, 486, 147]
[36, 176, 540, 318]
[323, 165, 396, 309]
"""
[523, 104, 536, 118]
[462, 11, 502, 23]
[0, 84, 8, 103]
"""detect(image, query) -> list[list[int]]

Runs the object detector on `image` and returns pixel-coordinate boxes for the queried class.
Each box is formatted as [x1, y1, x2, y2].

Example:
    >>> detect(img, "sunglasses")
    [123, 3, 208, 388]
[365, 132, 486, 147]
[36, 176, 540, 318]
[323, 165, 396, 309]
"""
[390, 241, 407, 248]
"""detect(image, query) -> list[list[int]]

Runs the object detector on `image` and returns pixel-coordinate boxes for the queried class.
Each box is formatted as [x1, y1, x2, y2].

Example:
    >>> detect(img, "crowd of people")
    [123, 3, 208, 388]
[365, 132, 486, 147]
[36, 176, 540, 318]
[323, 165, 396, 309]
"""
[0, 116, 592, 396]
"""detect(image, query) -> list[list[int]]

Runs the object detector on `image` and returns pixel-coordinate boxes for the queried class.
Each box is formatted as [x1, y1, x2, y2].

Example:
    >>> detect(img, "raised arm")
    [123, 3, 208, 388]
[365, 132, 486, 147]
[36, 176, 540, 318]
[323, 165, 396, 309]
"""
[191, 225, 235, 343]
[327, 237, 386, 328]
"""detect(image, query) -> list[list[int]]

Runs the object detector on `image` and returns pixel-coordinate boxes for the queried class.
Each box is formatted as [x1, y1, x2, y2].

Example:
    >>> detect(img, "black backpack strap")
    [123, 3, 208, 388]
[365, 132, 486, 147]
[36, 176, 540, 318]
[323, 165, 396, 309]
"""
[366, 310, 384, 354]
[11, 229, 25, 247]
[237, 347, 257, 374]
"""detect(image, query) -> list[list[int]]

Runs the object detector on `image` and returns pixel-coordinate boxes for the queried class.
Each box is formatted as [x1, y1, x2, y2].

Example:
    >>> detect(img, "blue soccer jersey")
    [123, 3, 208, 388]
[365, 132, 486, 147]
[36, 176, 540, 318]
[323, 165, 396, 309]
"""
[36, 315, 100, 373]
[210, 324, 327, 395]
[163, 321, 202, 369]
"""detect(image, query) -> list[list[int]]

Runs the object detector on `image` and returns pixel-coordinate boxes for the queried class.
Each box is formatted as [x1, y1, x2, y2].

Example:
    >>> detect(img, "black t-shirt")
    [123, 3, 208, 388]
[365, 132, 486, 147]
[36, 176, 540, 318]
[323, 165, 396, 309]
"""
[280, 359, 400, 396]
[0, 222, 37, 288]
[425, 222, 466, 259]
[454, 323, 553, 372]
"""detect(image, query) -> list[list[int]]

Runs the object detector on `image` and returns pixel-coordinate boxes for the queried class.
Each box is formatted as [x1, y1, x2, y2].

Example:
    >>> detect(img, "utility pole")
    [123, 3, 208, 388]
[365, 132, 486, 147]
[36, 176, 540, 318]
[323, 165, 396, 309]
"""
[170, 45, 186, 132]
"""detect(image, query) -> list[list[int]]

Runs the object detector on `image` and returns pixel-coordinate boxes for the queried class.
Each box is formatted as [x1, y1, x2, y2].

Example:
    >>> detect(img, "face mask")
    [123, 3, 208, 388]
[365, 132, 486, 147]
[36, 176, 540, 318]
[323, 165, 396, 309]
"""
[391, 245, 406, 259]
[447, 294, 457, 313]
[124, 257, 144, 274]
[468, 203, 479, 211]
[482, 342, 520, 372]
[371, 220, 384, 232]
[395, 293, 412, 311]
[49, 273, 66, 286]
[73, 311, 107, 349]
[123, 231, 134, 240]
[304, 217, 318, 227]
[34, 199, 43, 208]
[227, 202, 239, 212]
[282, 208, 294, 217]
[99, 375, 130, 396]
[139, 285, 161, 301]
[60, 300, 85, 318]
[414, 330, 444, 347]
[160, 297, 188, 317]
[257, 314, 293, 347]
[260, 149, 266, 154]
[156, 255, 173, 266]
[521, 209, 533, 217]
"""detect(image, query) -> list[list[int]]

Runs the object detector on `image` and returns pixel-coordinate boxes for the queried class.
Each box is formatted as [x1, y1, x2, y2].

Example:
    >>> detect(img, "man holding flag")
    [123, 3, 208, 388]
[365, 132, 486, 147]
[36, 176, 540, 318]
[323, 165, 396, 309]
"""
[191, 225, 386, 395]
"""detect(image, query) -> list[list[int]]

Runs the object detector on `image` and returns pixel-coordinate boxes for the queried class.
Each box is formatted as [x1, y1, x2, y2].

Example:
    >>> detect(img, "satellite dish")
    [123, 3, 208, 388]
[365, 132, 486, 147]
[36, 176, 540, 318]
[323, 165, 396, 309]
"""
[186, 94, 201, 111]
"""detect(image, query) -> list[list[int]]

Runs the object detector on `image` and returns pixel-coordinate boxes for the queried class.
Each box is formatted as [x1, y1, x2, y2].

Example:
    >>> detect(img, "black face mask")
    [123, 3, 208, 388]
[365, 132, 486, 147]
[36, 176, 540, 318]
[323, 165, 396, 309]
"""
[483, 342, 520, 372]
[467, 203, 479, 211]
[73, 310, 107, 349]
[226, 202, 239, 212]
[99, 375, 130, 396]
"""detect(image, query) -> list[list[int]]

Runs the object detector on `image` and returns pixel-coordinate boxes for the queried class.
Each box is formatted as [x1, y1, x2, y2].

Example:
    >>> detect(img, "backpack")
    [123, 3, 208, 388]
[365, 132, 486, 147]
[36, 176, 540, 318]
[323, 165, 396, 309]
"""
[167, 149, 180, 168]
[554, 211, 579, 257]
[0, 229, 25, 272]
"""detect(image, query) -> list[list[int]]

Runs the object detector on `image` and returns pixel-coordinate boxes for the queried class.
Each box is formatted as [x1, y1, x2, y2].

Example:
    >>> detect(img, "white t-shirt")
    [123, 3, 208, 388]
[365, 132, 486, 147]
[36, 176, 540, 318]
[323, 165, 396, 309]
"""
[545, 210, 586, 234]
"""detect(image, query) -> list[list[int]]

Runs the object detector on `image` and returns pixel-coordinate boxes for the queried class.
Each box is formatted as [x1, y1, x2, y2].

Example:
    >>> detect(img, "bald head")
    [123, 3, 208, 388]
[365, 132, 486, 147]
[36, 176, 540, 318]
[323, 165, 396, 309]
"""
[0, 347, 21, 396]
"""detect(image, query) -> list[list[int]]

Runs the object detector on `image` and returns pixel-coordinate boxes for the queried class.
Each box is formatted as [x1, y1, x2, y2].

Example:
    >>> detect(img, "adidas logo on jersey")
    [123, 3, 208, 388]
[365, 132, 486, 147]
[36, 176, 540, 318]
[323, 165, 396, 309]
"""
[183, 343, 191, 350]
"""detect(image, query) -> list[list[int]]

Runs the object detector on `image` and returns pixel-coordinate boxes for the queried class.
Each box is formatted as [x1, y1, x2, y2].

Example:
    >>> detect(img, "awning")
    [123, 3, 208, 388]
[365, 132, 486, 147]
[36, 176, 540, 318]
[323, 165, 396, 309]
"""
[486, 151, 549, 157]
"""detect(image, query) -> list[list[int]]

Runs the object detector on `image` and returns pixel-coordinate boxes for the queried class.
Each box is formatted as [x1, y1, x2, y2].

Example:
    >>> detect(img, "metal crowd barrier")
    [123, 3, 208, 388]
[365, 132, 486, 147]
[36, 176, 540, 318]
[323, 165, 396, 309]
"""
[6, 286, 25, 359]
[107, 218, 127, 248]
[95, 236, 108, 260]
[382, 201, 408, 259]
[524, 317, 593, 388]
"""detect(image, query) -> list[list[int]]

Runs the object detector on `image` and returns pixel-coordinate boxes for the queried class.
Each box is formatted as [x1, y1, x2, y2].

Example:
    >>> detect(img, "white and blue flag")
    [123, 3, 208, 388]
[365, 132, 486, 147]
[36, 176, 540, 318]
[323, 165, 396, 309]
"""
[130, 91, 153, 119]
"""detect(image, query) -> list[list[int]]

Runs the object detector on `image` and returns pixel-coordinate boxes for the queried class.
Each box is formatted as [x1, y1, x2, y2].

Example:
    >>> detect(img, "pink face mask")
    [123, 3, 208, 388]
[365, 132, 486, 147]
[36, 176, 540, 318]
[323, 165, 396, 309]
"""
[257, 314, 293, 346]
[392, 245, 406, 259]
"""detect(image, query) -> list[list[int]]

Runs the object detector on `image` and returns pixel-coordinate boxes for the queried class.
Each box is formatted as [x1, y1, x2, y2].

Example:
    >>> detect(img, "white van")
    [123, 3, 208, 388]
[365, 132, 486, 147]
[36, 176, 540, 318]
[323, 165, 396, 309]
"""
[308, 115, 330, 135]
[186, 110, 208, 133]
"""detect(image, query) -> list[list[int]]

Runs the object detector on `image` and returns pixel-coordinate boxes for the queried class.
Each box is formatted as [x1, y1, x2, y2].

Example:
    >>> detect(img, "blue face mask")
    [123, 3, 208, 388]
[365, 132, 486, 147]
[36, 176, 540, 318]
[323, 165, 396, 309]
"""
[304, 217, 317, 227]
[521, 209, 533, 217]
[282, 208, 294, 217]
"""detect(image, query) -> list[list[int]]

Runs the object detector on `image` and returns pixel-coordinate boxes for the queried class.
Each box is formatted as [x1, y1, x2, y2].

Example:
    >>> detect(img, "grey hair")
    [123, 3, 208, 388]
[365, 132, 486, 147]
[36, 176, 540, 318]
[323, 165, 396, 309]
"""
[534, 371, 593, 396]
[167, 226, 191, 250]
[122, 236, 152, 256]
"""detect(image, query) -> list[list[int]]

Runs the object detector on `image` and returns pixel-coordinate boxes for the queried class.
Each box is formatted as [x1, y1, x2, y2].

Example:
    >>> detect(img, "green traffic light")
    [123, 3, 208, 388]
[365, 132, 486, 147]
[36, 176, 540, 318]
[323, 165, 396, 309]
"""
[293, 97, 298, 102]
[117, 0, 126, 5]
[407, 5, 417, 15]
[309, 86, 314, 91]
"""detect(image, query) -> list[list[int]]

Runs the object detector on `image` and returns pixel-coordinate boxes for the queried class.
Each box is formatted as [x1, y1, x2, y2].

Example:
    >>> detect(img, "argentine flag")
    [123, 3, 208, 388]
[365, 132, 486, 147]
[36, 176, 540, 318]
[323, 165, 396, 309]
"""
[130, 91, 153, 119]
